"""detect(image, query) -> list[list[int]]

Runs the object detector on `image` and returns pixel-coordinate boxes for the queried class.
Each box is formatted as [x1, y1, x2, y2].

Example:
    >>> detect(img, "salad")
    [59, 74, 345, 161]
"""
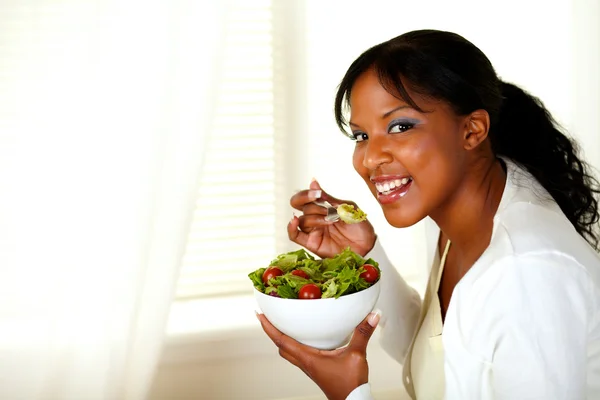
[248, 247, 380, 299]
[337, 204, 367, 224]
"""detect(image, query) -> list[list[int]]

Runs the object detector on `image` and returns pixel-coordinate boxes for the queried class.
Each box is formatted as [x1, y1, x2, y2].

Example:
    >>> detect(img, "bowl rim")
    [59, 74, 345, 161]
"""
[253, 278, 381, 301]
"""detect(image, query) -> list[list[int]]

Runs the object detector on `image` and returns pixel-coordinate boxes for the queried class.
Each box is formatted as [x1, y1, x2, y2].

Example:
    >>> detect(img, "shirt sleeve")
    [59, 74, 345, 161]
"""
[345, 383, 375, 400]
[365, 238, 422, 364]
[444, 253, 591, 400]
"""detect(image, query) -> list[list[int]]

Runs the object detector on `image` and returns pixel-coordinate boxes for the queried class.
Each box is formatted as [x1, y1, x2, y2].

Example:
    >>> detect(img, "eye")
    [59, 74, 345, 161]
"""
[352, 131, 368, 142]
[388, 122, 415, 134]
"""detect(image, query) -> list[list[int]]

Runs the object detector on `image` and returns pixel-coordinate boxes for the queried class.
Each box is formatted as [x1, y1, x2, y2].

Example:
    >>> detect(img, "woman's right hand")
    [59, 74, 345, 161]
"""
[288, 179, 376, 258]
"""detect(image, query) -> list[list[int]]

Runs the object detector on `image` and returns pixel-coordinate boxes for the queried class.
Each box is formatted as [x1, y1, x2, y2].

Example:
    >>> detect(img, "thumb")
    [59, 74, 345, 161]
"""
[310, 178, 344, 206]
[349, 310, 381, 352]
[309, 178, 322, 191]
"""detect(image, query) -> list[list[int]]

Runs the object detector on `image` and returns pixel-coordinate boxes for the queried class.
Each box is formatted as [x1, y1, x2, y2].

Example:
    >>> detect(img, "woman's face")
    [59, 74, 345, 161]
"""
[350, 68, 469, 228]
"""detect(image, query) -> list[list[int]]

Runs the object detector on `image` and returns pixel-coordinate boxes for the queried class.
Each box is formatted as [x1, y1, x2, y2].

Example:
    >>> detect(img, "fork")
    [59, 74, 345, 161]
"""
[312, 200, 340, 222]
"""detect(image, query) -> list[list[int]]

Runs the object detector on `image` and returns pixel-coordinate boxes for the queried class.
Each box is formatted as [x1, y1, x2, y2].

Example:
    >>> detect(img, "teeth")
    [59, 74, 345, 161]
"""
[374, 177, 412, 194]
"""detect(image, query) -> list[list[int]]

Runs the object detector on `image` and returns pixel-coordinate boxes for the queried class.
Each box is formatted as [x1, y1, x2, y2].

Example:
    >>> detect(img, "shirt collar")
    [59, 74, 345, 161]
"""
[496, 156, 560, 216]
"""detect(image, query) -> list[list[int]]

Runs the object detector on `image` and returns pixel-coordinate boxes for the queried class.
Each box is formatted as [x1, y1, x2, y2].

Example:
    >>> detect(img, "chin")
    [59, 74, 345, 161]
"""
[381, 208, 424, 228]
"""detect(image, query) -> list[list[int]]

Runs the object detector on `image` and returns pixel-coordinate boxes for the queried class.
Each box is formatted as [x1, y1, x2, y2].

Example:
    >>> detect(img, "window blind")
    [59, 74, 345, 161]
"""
[175, 0, 278, 299]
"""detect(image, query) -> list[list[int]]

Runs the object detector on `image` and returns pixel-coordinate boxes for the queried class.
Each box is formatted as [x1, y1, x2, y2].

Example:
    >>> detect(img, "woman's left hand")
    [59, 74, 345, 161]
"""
[256, 311, 381, 400]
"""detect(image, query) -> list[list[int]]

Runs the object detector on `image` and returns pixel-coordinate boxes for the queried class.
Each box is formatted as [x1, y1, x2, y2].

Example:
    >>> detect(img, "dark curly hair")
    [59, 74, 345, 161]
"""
[334, 29, 600, 250]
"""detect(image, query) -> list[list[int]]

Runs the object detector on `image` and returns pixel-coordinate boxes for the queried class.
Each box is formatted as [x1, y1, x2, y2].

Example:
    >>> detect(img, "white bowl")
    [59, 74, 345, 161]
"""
[254, 280, 381, 350]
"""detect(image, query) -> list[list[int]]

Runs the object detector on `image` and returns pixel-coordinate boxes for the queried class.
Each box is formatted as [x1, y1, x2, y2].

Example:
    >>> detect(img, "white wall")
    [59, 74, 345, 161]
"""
[151, 1, 599, 399]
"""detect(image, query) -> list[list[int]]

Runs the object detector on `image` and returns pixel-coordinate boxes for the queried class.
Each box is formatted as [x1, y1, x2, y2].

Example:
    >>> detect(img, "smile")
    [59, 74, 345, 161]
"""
[374, 177, 412, 195]
[370, 176, 413, 204]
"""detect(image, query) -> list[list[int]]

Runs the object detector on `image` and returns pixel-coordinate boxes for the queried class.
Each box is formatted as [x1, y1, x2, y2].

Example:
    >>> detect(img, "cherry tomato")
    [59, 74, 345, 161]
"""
[360, 264, 379, 283]
[291, 269, 309, 279]
[298, 283, 321, 299]
[262, 267, 283, 285]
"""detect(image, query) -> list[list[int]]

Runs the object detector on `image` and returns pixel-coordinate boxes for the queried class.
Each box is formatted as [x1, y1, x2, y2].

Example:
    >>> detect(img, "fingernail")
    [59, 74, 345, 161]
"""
[367, 309, 381, 327]
[307, 189, 322, 200]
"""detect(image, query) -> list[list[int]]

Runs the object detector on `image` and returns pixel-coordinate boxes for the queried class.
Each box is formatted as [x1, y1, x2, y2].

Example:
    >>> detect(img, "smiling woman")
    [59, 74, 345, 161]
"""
[347, 70, 481, 226]
[256, 29, 600, 400]
[335, 30, 599, 249]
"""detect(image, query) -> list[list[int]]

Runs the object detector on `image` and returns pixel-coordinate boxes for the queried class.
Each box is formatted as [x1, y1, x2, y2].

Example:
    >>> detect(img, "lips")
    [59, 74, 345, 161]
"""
[370, 175, 413, 204]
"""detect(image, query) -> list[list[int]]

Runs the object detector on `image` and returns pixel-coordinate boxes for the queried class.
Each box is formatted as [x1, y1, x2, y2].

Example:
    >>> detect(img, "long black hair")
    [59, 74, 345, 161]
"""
[334, 29, 600, 250]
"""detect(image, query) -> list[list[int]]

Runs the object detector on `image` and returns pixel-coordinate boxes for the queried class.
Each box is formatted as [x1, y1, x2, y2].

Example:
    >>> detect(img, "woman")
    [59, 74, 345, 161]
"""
[256, 30, 600, 399]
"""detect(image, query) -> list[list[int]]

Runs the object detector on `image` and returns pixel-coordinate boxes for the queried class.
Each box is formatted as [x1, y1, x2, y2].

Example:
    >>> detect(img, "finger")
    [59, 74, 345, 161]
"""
[319, 346, 345, 357]
[310, 178, 350, 208]
[287, 215, 310, 247]
[348, 310, 381, 353]
[279, 348, 303, 369]
[257, 313, 315, 365]
[290, 189, 323, 211]
[301, 203, 328, 216]
[309, 178, 321, 191]
[291, 178, 348, 211]
[298, 214, 336, 231]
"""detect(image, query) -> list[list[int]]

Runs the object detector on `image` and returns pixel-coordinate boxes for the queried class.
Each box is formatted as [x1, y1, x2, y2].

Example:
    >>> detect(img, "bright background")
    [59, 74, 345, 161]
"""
[0, 1, 598, 399]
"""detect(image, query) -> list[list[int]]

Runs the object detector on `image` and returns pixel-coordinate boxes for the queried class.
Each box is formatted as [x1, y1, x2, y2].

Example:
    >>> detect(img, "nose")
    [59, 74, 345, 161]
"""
[362, 134, 393, 170]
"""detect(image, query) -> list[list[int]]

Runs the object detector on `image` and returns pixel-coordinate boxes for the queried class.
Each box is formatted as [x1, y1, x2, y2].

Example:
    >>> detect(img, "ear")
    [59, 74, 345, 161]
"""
[463, 109, 490, 150]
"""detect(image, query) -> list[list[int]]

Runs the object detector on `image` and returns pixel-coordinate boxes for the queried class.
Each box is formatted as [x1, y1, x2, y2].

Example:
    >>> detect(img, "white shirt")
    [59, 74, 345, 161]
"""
[347, 158, 600, 400]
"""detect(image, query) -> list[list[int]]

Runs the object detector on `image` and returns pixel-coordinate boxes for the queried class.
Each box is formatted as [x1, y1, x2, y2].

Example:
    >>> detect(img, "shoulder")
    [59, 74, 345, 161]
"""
[447, 250, 596, 367]
[463, 212, 599, 321]
[445, 253, 594, 400]
[488, 200, 600, 286]
[494, 201, 584, 256]
[492, 158, 600, 271]
[459, 249, 594, 317]
[471, 252, 593, 309]
[452, 201, 600, 342]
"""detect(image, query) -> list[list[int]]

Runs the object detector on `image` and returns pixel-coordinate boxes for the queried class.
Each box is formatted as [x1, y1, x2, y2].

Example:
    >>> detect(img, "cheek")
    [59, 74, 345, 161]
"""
[405, 132, 464, 194]
[395, 134, 443, 174]
[352, 146, 367, 177]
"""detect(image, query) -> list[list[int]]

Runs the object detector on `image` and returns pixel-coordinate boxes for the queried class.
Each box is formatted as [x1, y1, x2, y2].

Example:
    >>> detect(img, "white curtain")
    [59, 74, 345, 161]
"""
[0, 1, 224, 399]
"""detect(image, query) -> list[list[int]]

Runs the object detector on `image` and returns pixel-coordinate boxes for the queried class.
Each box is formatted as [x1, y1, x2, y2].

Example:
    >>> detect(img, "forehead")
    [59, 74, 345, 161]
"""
[349, 68, 402, 111]
[348, 69, 454, 121]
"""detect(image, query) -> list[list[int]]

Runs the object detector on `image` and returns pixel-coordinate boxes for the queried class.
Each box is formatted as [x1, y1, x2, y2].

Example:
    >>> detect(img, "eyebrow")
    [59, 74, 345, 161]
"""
[349, 105, 413, 129]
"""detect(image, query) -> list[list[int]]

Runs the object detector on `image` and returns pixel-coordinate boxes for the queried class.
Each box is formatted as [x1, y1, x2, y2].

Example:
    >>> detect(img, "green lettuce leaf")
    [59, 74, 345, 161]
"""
[322, 247, 363, 271]
[276, 284, 297, 299]
[270, 249, 314, 272]
[334, 265, 360, 297]
[353, 277, 371, 292]
[320, 278, 338, 299]
[284, 274, 310, 289]
[248, 268, 266, 292]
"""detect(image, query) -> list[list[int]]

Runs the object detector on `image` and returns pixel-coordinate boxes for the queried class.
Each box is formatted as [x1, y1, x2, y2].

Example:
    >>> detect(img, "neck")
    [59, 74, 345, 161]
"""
[430, 157, 507, 267]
